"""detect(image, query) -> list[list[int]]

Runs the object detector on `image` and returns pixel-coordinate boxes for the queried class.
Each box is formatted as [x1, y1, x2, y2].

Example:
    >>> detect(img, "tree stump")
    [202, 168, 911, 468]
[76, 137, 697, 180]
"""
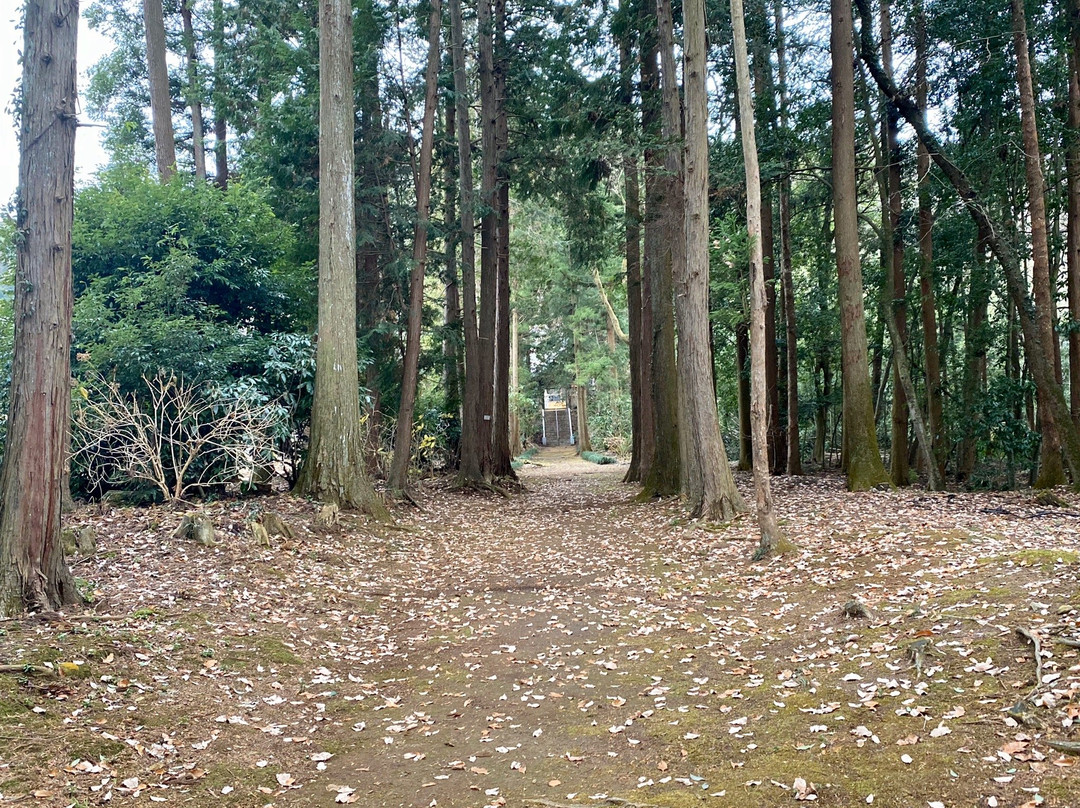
[173, 513, 218, 547]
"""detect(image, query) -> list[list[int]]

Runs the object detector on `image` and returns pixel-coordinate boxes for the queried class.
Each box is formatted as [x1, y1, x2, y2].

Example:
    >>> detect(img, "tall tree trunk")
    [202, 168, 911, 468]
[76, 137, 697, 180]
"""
[1069, 0, 1080, 424]
[144, 0, 176, 181]
[0, 0, 82, 616]
[180, 0, 206, 181]
[443, 98, 462, 431]
[731, 0, 789, 551]
[211, 0, 228, 188]
[882, 267, 942, 490]
[509, 309, 520, 453]
[388, 0, 442, 493]
[638, 3, 659, 485]
[476, 0, 498, 479]
[296, 0, 389, 520]
[572, 331, 593, 454]
[451, 0, 484, 485]
[356, 112, 390, 478]
[958, 221, 992, 482]
[873, 77, 943, 495]
[1012, 0, 1065, 487]
[640, 0, 679, 497]
[855, 0, 1080, 486]
[832, 0, 890, 490]
[915, 1, 944, 482]
[491, 0, 514, 478]
[621, 34, 647, 483]
[749, 15, 782, 475]
[815, 355, 831, 466]
[881, 0, 908, 485]
[763, 192, 783, 473]
[776, 0, 801, 475]
[737, 321, 753, 469]
[652, 0, 685, 499]
[679, 0, 747, 520]
[779, 187, 801, 474]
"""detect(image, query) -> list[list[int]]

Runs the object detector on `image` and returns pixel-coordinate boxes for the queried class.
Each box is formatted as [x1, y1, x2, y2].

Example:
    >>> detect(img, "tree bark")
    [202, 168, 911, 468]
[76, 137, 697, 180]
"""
[1068, 0, 1080, 425]
[958, 221, 991, 482]
[474, 0, 498, 479]
[914, 1, 944, 483]
[731, 0, 787, 550]
[144, 0, 176, 181]
[877, 166, 942, 492]
[626, 31, 656, 486]
[639, 0, 673, 494]
[637, 4, 659, 486]
[679, 0, 748, 520]
[779, 187, 801, 474]
[815, 355, 831, 466]
[295, 0, 389, 521]
[491, 0, 514, 478]
[509, 309, 520, 453]
[388, 0, 442, 493]
[1011, 0, 1065, 487]
[641, 0, 680, 497]
[832, 0, 890, 490]
[749, 16, 782, 475]
[620, 33, 645, 483]
[180, 0, 206, 181]
[443, 98, 462, 431]
[775, 0, 801, 475]
[880, 0, 908, 485]
[737, 321, 753, 470]
[451, 0, 484, 485]
[855, 0, 1080, 486]
[0, 0, 82, 616]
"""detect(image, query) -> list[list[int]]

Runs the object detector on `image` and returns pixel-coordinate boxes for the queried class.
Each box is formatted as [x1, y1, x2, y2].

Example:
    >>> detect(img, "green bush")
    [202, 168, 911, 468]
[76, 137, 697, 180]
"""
[71, 164, 313, 391]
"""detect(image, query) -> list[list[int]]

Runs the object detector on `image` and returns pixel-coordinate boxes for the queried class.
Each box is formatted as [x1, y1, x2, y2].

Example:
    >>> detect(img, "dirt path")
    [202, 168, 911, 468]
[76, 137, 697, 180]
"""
[2, 451, 1080, 807]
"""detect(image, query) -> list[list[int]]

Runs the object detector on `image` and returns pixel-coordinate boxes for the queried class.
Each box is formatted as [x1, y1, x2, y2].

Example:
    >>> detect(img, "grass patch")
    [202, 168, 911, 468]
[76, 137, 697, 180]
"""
[581, 451, 617, 465]
[981, 549, 1079, 568]
[512, 446, 539, 470]
[200, 761, 281, 805]
[71, 735, 128, 763]
[218, 636, 303, 670]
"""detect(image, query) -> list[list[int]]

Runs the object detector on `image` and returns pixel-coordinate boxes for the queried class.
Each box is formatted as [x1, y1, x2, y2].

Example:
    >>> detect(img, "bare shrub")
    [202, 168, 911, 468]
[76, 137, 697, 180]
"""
[72, 372, 280, 502]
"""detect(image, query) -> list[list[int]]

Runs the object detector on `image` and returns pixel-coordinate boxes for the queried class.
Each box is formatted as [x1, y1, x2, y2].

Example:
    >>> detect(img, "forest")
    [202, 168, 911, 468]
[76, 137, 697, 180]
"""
[8, 0, 1080, 522]
[1, 0, 1080, 804]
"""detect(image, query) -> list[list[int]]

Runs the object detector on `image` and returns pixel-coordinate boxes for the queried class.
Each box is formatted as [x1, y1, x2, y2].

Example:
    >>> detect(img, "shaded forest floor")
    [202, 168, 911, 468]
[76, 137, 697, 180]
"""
[2, 448, 1080, 807]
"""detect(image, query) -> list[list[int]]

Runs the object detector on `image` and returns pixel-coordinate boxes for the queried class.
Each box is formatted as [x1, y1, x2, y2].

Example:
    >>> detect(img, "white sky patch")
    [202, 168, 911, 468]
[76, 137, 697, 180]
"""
[0, 0, 114, 210]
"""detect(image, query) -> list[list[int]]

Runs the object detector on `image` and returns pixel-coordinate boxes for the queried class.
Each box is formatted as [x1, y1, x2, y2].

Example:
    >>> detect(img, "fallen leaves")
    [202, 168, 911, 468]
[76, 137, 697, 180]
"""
[2, 463, 1079, 808]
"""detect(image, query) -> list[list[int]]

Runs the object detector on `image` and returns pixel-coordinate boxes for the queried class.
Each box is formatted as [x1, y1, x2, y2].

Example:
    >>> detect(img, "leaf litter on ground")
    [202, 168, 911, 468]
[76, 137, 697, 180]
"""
[0, 448, 1078, 806]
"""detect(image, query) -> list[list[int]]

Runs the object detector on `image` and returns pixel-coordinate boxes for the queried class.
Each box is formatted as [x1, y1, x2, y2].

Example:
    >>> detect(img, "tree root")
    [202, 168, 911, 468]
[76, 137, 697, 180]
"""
[1016, 626, 1044, 688]
[452, 477, 510, 498]
[386, 487, 425, 510]
[0, 611, 136, 626]
[0, 664, 57, 676]
[1046, 739, 1080, 755]
[524, 799, 657, 808]
[907, 637, 943, 680]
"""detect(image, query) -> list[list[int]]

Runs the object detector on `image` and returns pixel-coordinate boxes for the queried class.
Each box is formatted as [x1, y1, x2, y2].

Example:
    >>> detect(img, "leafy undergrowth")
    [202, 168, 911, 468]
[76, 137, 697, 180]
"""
[1, 449, 1079, 807]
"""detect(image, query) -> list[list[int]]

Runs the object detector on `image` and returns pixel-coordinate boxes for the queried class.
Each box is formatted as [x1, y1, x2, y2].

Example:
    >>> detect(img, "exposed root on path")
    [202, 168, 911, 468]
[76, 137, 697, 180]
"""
[451, 476, 511, 497]
[1016, 625, 1044, 690]
[525, 799, 657, 808]
[384, 486, 425, 510]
